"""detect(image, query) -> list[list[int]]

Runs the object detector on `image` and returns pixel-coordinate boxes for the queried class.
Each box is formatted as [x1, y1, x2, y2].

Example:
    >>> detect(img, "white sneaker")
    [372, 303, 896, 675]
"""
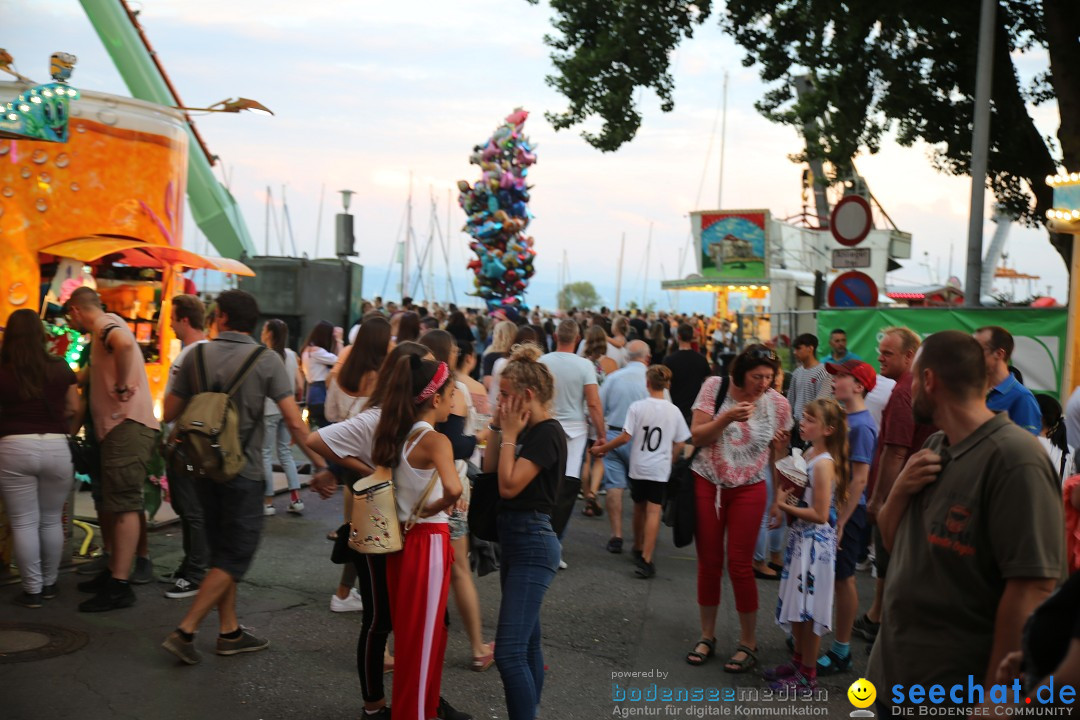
[558, 559, 568, 570]
[263, 505, 276, 516]
[287, 500, 305, 514]
[330, 588, 364, 613]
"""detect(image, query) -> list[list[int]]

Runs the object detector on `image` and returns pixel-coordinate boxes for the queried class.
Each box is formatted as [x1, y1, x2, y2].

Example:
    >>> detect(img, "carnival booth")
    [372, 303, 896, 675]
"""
[1, 79, 251, 399]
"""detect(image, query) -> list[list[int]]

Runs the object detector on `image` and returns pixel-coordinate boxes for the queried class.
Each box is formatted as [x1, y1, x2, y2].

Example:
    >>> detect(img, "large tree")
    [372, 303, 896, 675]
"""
[529, 0, 1080, 268]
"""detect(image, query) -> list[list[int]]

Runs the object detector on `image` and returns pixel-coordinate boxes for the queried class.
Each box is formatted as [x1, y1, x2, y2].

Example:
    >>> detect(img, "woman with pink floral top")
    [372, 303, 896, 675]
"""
[684, 345, 791, 675]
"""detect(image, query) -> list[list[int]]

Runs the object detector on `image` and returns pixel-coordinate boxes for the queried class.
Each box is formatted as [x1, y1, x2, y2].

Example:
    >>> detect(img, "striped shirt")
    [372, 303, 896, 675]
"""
[787, 363, 833, 427]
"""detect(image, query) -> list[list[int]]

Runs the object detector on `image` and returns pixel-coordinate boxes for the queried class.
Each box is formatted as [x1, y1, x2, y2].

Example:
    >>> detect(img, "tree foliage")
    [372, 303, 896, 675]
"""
[557, 280, 602, 310]
[528, 0, 1080, 268]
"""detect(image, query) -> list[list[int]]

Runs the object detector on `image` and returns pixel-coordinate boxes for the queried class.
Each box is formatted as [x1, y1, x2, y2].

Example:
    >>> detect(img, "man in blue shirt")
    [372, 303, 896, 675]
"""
[597, 340, 650, 554]
[973, 325, 1041, 435]
[822, 328, 862, 364]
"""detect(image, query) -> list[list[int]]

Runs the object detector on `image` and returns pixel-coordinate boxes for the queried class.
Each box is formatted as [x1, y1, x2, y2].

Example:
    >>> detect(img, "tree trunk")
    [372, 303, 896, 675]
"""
[1044, 0, 1080, 171]
[990, 9, 1072, 270]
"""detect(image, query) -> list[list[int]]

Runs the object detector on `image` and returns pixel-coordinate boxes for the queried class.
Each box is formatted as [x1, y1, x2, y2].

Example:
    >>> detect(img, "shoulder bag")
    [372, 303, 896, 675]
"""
[663, 375, 729, 548]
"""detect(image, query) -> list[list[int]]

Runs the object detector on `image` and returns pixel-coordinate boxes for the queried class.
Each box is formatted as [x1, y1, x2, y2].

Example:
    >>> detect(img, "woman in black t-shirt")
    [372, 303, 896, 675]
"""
[482, 343, 566, 720]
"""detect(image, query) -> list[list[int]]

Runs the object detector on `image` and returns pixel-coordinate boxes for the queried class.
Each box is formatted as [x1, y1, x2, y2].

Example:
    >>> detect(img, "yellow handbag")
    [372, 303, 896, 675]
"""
[348, 467, 403, 554]
[347, 461, 441, 554]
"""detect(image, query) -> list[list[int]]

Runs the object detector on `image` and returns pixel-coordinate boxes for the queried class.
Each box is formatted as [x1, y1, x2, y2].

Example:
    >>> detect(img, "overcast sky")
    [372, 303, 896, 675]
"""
[4, 0, 1069, 311]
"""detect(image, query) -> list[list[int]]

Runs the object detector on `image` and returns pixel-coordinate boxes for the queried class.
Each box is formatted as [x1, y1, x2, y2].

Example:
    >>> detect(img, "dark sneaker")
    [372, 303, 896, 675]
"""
[130, 556, 154, 585]
[631, 548, 643, 563]
[436, 696, 472, 720]
[77, 569, 111, 594]
[78, 579, 136, 613]
[216, 628, 270, 656]
[853, 614, 880, 642]
[162, 630, 202, 665]
[165, 577, 201, 599]
[14, 591, 43, 608]
[606, 537, 623, 554]
[634, 560, 656, 579]
[41, 584, 58, 600]
[76, 552, 110, 575]
[816, 649, 853, 676]
[361, 708, 390, 720]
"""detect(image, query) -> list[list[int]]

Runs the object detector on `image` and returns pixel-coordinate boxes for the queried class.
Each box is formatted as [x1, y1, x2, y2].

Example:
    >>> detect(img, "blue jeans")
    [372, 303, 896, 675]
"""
[754, 465, 785, 563]
[262, 413, 300, 497]
[495, 511, 561, 720]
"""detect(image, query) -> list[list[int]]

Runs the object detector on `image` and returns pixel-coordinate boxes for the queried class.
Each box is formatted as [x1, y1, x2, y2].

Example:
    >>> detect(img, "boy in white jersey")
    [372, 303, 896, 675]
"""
[591, 365, 690, 578]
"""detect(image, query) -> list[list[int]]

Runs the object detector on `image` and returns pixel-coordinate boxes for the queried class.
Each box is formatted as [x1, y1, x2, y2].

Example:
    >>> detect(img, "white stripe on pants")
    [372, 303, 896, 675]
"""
[0, 435, 74, 594]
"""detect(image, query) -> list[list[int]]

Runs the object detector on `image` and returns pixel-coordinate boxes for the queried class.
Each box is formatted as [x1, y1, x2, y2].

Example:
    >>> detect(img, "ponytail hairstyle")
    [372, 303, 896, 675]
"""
[499, 343, 554, 408]
[646, 364, 672, 392]
[371, 355, 451, 468]
[804, 398, 850, 507]
[263, 319, 289, 362]
[1035, 393, 1068, 452]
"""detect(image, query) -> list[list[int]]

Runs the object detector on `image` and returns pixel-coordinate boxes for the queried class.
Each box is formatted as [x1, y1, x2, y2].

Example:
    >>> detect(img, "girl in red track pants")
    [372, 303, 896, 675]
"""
[387, 523, 453, 720]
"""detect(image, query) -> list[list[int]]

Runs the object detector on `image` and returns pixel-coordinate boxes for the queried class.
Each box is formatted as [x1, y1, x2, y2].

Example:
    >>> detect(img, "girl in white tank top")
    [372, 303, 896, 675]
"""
[369, 355, 463, 720]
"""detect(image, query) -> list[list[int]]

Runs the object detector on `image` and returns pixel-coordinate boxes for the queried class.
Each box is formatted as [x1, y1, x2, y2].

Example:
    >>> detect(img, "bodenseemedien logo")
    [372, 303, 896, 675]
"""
[849, 678, 877, 717]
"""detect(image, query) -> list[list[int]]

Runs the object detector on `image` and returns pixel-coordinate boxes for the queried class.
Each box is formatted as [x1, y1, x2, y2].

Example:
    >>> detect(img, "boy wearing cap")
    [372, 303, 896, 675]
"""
[817, 359, 879, 675]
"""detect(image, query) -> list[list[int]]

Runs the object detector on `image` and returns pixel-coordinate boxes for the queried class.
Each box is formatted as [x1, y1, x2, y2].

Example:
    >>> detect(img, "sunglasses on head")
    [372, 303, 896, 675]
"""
[747, 348, 778, 361]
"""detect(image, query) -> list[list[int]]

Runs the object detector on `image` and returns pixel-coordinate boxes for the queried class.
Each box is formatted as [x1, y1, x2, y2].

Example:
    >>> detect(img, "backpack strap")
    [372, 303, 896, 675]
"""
[223, 346, 267, 397]
[687, 375, 730, 463]
[194, 343, 210, 394]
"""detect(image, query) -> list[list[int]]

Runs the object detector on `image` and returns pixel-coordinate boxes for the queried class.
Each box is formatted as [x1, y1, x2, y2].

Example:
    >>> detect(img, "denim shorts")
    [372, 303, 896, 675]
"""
[196, 474, 265, 581]
[601, 429, 630, 490]
[836, 504, 869, 580]
[448, 507, 468, 541]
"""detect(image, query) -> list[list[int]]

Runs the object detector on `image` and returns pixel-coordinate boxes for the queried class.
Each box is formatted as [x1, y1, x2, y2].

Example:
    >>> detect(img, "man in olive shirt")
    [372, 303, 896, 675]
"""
[868, 331, 1063, 710]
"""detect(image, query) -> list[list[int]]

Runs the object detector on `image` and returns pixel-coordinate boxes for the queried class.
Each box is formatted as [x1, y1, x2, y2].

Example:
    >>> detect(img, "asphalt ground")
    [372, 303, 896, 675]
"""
[2, 485, 877, 720]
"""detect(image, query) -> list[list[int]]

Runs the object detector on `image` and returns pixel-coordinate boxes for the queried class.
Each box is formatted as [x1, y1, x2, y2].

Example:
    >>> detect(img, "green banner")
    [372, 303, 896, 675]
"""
[816, 308, 1068, 399]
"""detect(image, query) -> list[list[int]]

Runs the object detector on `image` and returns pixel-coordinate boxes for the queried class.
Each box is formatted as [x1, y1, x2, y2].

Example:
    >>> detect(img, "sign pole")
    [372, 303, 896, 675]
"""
[964, 0, 997, 307]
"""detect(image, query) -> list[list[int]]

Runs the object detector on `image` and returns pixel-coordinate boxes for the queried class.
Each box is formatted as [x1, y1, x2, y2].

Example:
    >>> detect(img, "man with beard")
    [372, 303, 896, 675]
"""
[867, 331, 1063, 712]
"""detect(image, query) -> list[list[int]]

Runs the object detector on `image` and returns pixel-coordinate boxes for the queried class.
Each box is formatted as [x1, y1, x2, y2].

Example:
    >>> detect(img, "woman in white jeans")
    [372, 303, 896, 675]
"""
[0, 309, 79, 607]
[261, 320, 304, 515]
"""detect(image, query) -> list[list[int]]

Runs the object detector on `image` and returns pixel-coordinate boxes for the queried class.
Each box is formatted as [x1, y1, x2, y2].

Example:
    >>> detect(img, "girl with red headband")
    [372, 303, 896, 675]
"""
[371, 355, 463, 720]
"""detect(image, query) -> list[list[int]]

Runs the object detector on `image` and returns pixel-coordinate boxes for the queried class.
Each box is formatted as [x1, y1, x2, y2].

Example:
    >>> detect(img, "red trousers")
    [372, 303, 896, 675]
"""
[693, 473, 766, 612]
[386, 523, 452, 720]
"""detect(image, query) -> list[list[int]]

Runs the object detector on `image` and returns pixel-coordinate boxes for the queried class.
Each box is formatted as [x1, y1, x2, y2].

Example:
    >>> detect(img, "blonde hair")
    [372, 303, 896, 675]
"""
[646, 364, 672, 391]
[500, 343, 554, 406]
[489, 320, 519, 354]
[882, 326, 921, 355]
[804, 398, 850, 507]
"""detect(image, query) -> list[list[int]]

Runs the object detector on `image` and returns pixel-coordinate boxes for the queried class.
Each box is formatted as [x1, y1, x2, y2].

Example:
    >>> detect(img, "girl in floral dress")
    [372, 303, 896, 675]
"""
[768, 398, 849, 691]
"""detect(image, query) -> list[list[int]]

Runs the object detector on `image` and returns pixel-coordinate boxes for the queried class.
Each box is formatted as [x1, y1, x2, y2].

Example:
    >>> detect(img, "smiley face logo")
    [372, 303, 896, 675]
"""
[848, 678, 877, 709]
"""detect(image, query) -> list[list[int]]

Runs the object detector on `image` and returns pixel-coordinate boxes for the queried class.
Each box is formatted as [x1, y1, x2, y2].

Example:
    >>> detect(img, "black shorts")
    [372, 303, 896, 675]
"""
[836, 504, 869, 580]
[629, 478, 666, 506]
[196, 475, 265, 581]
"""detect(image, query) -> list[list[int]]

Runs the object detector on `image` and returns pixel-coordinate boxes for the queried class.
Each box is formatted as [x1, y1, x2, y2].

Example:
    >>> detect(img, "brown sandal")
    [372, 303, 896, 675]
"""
[723, 644, 758, 674]
[582, 496, 604, 517]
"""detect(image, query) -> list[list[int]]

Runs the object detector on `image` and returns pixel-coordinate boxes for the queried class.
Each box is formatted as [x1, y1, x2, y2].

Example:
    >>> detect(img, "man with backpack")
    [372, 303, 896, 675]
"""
[160, 290, 327, 665]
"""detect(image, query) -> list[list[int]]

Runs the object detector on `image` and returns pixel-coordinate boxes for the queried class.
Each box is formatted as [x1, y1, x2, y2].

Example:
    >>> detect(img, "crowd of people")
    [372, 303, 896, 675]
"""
[1, 288, 1079, 717]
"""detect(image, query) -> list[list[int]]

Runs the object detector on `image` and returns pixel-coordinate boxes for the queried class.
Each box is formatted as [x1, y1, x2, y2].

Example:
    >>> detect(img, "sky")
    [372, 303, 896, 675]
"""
[3, 0, 1070, 313]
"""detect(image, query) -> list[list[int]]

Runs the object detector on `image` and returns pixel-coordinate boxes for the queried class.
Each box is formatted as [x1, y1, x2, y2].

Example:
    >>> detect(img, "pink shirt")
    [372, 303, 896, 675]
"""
[89, 313, 159, 441]
[691, 379, 791, 488]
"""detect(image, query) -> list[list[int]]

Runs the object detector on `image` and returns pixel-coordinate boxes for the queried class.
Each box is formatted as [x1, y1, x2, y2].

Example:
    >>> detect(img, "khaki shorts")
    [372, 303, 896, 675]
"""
[100, 420, 158, 514]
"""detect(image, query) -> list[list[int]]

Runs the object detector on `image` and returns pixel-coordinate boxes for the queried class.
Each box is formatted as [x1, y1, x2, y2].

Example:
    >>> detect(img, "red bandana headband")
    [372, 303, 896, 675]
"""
[415, 362, 450, 405]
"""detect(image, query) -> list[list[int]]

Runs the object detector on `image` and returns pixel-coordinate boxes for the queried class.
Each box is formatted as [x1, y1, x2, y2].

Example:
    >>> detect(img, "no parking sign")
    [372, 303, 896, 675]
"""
[828, 271, 879, 308]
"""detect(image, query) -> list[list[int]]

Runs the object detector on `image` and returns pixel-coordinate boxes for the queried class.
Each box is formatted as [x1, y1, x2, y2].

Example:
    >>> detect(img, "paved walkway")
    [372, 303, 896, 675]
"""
[3, 483, 876, 719]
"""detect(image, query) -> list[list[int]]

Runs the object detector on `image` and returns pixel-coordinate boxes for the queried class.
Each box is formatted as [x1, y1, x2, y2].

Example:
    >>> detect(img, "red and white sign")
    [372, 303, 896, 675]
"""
[830, 195, 873, 247]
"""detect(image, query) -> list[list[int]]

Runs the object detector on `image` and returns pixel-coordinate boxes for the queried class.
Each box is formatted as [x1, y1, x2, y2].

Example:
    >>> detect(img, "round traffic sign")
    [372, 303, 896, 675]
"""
[828, 271, 878, 308]
[830, 195, 873, 247]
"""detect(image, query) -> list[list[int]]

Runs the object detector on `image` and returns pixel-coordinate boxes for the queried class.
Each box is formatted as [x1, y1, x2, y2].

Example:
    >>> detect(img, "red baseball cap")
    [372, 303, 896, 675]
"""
[825, 359, 877, 392]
